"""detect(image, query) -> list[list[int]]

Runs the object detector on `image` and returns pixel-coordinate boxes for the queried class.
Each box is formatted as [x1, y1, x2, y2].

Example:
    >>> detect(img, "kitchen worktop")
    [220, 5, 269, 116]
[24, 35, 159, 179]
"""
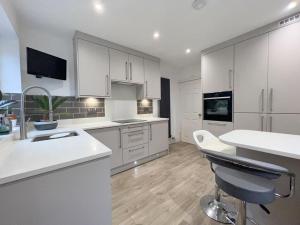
[0, 117, 168, 185]
[220, 130, 300, 160]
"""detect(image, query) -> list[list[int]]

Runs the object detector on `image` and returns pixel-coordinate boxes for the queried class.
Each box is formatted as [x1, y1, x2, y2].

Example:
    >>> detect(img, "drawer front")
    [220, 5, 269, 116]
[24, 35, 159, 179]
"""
[121, 124, 149, 134]
[123, 144, 149, 164]
[203, 121, 233, 137]
[122, 129, 149, 148]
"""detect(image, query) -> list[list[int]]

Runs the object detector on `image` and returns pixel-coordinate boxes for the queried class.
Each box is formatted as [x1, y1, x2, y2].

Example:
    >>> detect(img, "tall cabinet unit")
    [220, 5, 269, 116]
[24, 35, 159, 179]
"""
[267, 21, 300, 135]
[75, 39, 110, 98]
[234, 34, 269, 131]
[202, 46, 234, 93]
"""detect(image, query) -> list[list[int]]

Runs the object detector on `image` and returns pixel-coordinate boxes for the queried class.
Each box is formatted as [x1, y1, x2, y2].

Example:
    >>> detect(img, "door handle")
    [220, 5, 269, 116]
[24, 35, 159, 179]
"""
[228, 69, 233, 89]
[269, 88, 273, 112]
[261, 89, 265, 113]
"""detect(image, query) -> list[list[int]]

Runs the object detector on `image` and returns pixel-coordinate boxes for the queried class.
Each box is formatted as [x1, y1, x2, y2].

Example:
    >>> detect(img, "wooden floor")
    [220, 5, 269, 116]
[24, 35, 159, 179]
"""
[112, 142, 237, 225]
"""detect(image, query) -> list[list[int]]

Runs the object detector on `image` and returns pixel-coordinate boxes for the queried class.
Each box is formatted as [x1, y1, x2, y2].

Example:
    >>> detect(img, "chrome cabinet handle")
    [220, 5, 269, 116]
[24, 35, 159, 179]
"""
[150, 124, 152, 141]
[145, 81, 148, 97]
[125, 61, 128, 80]
[260, 115, 264, 131]
[129, 146, 145, 153]
[261, 89, 265, 113]
[119, 128, 122, 148]
[228, 69, 233, 89]
[128, 131, 144, 137]
[130, 62, 132, 80]
[208, 122, 227, 126]
[269, 88, 273, 112]
[269, 116, 273, 132]
[106, 75, 110, 96]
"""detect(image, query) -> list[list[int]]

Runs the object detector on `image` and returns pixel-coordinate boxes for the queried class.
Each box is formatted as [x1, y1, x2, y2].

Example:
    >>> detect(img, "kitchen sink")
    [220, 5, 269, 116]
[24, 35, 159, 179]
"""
[32, 131, 79, 142]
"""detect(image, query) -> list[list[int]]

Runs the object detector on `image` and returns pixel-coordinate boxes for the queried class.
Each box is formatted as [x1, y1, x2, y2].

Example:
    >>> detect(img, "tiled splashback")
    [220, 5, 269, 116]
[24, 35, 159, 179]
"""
[137, 99, 153, 114]
[2, 93, 105, 121]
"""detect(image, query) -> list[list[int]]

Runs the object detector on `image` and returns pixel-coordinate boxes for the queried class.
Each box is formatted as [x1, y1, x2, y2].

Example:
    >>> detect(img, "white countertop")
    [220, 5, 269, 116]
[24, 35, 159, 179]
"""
[220, 130, 300, 160]
[0, 117, 168, 185]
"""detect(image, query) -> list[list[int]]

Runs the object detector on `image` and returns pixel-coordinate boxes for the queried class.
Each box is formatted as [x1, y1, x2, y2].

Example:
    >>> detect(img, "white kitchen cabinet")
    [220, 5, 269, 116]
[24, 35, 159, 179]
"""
[266, 114, 300, 135]
[110, 49, 145, 84]
[123, 144, 149, 164]
[234, 34, 268, 113]
[76, 39, 110, 97]
[86, 127, 123, 169]
[128, 54, 144, 84]
[109, 49, 128, 82]
[202, 46, 234, 93]
[143, 59, 161, 99]
[234, 113, 267, 131]
[203, 121, 233, 137]
[268, 22, 300, 113]
[122, 128, 149, 149]
[149, 121, 169, 155]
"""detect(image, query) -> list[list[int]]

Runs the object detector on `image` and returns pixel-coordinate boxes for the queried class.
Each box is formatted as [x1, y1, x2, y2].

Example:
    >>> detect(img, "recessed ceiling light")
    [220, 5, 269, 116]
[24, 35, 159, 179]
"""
[94, 2, 104, 14]
[153, 31, 160, 39]
[192, 0, 207, 10]
[185, 48, 191, 54]
[287, 1, 298, 10]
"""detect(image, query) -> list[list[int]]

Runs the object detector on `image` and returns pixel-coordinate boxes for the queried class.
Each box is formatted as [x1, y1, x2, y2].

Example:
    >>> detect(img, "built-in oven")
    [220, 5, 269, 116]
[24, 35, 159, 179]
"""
[203, 91, 233, 122]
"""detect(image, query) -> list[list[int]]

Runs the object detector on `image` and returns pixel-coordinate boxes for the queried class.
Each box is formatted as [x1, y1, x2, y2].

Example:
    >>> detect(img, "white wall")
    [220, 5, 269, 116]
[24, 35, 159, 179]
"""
[0, 0, 20, 36]
[178, 62, 201, 82]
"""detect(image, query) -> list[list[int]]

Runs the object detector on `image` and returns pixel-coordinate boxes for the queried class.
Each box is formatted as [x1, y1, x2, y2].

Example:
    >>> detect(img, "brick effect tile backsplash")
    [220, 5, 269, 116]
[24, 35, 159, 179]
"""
[2, 93, 105, 122]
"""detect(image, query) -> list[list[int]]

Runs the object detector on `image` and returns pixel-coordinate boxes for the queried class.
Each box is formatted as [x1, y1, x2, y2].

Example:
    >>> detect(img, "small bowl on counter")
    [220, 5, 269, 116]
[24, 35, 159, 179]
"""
[33, 121, 58, 131]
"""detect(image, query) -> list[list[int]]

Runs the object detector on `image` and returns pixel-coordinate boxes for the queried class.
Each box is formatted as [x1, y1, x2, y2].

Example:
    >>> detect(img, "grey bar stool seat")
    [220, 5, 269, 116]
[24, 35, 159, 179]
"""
[215, 166, 275, 205]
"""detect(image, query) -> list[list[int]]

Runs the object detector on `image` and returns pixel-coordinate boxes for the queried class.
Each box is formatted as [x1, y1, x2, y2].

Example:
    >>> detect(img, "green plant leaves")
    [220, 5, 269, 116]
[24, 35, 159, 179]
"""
[33, 96, 68, 111]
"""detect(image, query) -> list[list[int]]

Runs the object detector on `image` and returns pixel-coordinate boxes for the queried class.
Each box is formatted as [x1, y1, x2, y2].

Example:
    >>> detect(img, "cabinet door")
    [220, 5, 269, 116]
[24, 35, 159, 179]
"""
[202, 121, 233, 137]
[202, 46, 234, 93]
[77, 39, 110, 97]
[149, 122, 169, 155]
[269, 22, 300, 113]
[234, 35, 268, 113]
[109, 49, 129, 82]
[86, 128, 123, 169]
[267, 114, 300, 135]
[144, 59, 161, 99]
[128, 54, 144, 84]
[234, 113, 266, 131]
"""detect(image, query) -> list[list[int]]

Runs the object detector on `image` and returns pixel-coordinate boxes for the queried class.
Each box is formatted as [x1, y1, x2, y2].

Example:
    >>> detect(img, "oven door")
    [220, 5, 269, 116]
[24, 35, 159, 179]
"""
[203, 91, 232, 122]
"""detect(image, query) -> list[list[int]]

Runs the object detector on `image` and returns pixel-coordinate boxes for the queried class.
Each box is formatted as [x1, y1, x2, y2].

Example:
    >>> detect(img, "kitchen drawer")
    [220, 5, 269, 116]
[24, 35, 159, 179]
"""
[203, 120, 233, 137]
[122, 129, 149, 149]
[121, 124, 149, 133]
[123, 144, 149, 164]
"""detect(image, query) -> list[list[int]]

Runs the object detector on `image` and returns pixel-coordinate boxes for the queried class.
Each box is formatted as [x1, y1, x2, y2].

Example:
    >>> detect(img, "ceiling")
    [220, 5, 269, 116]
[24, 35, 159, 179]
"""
[10, 0, 300, 68]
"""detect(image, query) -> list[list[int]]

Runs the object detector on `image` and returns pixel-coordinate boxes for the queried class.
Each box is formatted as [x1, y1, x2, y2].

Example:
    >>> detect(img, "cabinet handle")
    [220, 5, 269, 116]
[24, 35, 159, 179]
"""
[228, 69, 233, 89]
[119, 128, 122, 148]
[145, 81, 148, 97]
[261, 89, 265, 113]
[269, 116, 273, 132]
[130, 62, 132, 80]
[269, 88, 273, 112]
[125, 62, 128, 80]
[260, 115, 264, 131]
[150, 124, 152, 141]
[128, 131, 144, 137]
[129, 146, 145, 153]
[208, 122, 227, 126]
[106, 75, 110, 96]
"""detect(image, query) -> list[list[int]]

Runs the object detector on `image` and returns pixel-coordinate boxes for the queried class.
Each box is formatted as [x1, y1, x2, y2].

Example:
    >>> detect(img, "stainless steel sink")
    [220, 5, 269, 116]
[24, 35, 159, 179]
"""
[32, 131, 79, 142]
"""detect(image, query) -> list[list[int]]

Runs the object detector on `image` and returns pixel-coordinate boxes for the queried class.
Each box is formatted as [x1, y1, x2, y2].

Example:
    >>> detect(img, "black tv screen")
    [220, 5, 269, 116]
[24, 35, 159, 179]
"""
[27, 47, 67, 80]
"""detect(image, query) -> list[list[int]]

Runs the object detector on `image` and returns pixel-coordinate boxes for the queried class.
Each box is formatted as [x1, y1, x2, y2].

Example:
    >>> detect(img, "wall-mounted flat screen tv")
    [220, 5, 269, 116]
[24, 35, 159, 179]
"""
[27, 47, 67, 80]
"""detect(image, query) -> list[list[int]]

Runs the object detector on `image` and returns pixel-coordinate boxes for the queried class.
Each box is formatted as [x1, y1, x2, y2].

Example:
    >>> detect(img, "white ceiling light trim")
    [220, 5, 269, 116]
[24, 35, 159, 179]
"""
[94, 2, 104, 14]
[185, 48, 191, 54]
[286, 1, 298, 10]
[192, 0, 207, 10]
[153, 31, 160, 39]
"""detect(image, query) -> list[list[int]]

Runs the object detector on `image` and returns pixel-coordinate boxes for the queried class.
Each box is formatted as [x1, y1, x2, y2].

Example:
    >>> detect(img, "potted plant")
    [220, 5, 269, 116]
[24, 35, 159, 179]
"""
[33, 95, 68, 120]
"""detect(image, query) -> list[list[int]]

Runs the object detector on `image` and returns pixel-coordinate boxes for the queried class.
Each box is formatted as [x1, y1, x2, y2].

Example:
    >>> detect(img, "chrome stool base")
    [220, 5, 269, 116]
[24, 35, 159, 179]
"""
[200, 195, 237, 224]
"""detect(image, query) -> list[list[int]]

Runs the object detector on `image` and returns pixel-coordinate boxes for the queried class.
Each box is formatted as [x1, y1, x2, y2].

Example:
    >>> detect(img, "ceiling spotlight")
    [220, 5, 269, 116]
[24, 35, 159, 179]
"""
[192, 0, 207, 10]
[94, 2, 104, 14]
[153, 31, 160, 39]
[286, 1, 298, 10]
[185, 48, 191, 54]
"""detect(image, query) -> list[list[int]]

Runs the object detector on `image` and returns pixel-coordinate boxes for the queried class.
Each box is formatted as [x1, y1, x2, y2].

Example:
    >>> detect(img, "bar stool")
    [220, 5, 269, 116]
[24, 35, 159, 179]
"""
[194, 131, 296, 225]
[193, 130, 237, 224]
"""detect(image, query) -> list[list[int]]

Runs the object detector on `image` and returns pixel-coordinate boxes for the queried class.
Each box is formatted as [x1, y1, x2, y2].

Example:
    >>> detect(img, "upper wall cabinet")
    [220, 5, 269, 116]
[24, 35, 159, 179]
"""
[110, 49, 144, 84]
[142, 59, 161, 99]
[202, 46, 234, 93]
[268, 22, 300, 113]
[234, 34, 268, 113]
[75, 39, 110, 98]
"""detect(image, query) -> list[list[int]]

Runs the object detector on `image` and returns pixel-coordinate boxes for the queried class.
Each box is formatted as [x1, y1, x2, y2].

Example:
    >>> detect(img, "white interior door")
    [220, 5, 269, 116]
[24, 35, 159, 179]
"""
[179, 79, 202, 144]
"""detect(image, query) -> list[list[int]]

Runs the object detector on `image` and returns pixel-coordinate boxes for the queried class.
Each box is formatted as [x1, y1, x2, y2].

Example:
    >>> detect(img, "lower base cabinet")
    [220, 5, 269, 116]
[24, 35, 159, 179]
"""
[203, 121, 234, 137]
[149, 121, 169, 155]
[234, 113, 266, 131]
[123, 144, 149, 164]
[86, 127, 123, 169]
[268, 114, 300, 135]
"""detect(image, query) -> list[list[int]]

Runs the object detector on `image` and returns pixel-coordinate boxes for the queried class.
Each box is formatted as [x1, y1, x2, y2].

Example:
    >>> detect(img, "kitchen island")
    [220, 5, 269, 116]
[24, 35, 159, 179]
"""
[0, 128, 112, 225]
[220, 130, 300, 225]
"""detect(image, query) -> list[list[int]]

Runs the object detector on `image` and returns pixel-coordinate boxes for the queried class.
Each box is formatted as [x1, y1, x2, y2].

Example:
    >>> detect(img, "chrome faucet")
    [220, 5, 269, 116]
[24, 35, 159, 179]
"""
[20, 86, 53, 140]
